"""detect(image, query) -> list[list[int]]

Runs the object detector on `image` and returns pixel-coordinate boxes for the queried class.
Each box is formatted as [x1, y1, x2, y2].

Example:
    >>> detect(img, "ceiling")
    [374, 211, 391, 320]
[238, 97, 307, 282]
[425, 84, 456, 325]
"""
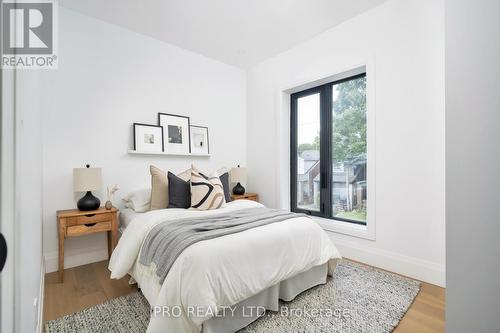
[60, 0, 388, 68]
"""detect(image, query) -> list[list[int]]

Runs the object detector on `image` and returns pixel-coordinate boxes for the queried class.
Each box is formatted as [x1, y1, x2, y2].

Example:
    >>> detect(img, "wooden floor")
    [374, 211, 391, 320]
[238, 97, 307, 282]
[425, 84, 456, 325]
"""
[43, 260, 138, 322]
[44, 260, 445, 332]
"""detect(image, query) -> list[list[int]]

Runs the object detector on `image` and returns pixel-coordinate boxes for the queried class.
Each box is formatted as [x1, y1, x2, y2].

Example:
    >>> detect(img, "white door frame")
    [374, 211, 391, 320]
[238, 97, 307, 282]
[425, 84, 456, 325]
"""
[1, 71, 17, 333]
[1, 0, 17, 330]
[1, 70, 16, 333]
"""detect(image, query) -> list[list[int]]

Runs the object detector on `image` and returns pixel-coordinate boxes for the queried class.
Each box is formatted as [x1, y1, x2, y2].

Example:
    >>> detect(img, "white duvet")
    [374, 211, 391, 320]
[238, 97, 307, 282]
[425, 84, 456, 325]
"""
[109, 200, 341, 333]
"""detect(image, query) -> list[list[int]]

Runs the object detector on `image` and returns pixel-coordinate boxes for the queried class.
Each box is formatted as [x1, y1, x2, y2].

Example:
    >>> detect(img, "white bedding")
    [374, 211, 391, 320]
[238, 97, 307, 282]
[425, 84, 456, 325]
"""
[118, 208, 140, 232]
[109, 200, 341, 333]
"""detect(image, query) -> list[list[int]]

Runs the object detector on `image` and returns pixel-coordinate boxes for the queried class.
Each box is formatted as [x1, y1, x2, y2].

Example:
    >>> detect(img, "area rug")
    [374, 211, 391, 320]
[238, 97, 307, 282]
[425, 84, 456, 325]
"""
[45, 260, 420, 333]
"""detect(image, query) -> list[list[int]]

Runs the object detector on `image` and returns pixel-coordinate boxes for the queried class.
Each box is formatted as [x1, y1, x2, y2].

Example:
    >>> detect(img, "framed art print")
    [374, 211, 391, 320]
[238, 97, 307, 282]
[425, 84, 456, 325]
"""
[133, 123, 164, 153]
[190, 125, 209, 155]
[158, 113, 191, 154]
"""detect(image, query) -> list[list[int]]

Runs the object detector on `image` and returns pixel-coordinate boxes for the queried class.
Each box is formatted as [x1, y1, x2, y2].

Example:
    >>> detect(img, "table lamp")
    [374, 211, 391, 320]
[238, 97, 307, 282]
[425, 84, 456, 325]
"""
[230, 165, 247, 195]
[74, 164, 102, 211]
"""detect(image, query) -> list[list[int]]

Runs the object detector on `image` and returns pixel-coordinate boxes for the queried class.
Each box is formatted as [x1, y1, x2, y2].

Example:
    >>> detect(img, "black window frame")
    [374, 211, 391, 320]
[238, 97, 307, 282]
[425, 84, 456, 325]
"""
[290, 72, 367, 225]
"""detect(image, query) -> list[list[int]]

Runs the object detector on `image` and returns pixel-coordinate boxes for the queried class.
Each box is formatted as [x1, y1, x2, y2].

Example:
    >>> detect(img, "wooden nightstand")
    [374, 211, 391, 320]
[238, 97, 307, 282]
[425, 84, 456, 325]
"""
[57, 207, 118, 283]
[231, 193, 259, 202]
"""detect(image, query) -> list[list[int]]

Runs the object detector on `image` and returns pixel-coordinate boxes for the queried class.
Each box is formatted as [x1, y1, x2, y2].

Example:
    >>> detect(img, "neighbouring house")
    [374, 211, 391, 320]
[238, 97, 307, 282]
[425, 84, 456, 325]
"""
[297, 150, 320, 208]
[297, 150, 366, 213]
[331, 155, 367, 214]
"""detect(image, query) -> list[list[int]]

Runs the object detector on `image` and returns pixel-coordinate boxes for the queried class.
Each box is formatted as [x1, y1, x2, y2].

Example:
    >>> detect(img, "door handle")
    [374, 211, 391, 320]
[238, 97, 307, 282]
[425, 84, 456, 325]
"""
[0, 233, 7, 272]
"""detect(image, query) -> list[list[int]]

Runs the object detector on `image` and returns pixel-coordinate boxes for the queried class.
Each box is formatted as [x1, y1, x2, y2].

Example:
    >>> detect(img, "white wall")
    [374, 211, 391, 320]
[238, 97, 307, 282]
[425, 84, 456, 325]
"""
[15, 70, 44, 331]
[247, 0, 445, 285]
[446, 0, 500, 331]
[1, 68, 17, 333]
[42, 9, 247, 272]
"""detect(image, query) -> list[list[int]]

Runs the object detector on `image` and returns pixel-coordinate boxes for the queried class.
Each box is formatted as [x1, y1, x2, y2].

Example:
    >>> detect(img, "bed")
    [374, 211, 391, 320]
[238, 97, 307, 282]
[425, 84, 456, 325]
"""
[118, 207, 140, 234]
[110, 199, 341, 333]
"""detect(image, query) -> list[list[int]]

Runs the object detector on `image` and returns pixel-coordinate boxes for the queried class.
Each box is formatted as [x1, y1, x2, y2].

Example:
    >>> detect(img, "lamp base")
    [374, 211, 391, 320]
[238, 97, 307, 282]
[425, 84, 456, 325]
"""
[77, 191, 101, 211]
[232, 182, 245, 195]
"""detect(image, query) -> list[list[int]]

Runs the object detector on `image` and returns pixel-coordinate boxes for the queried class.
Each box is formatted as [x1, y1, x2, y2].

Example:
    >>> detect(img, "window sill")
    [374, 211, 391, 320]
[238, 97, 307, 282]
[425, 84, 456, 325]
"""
[312, 216, 375, 240]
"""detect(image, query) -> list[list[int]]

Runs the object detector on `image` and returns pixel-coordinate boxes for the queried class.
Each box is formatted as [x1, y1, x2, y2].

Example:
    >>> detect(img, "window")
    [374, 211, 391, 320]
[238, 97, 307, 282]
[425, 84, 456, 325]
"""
[291, 73, 367, 225]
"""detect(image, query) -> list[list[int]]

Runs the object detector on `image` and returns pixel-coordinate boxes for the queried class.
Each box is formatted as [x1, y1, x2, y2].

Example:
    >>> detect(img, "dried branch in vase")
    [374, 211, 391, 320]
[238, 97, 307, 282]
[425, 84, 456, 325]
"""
[105, 184, 119, 209]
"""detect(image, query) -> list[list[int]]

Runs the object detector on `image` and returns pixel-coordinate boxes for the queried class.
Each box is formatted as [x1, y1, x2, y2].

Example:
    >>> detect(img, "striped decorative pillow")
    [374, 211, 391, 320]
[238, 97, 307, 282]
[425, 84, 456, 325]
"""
[190, 165, 226, 210]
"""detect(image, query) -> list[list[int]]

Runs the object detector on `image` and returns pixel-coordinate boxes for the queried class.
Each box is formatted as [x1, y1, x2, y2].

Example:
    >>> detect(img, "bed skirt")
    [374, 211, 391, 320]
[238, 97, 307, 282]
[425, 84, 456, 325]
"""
[201, 262, 329, 333]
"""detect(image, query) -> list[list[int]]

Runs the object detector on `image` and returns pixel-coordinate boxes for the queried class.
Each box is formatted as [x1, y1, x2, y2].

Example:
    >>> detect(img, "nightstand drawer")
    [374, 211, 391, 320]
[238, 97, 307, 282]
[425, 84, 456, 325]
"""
[66, 221, 111, 237]
[231, 193, 258, 202]
[241, 195, 257, 201]
[67, 213, 112, 226]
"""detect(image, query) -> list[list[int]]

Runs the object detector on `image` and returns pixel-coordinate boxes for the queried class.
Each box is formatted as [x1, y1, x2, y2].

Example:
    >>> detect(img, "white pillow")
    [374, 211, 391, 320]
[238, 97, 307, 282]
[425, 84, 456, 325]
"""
[123, 188, 151, 212]
[216, 167, 229, 176]
[124, 201, 150, 213]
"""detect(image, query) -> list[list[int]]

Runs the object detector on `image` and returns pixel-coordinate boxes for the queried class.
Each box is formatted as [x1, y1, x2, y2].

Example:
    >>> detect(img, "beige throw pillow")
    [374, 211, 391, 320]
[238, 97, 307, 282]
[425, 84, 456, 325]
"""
[149, 165, 190, 210]
[190, 165, 226, 210]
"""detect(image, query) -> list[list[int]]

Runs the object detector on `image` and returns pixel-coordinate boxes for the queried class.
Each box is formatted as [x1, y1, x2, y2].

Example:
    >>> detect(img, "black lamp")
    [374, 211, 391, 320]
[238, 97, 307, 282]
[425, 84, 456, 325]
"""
[74, 164, 102, 211]
[230, 165, 247, 195]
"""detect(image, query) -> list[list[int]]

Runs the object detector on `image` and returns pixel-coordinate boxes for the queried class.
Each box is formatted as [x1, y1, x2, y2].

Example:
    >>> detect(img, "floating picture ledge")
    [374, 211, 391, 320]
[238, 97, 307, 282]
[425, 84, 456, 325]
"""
[128, 150, 211, 157]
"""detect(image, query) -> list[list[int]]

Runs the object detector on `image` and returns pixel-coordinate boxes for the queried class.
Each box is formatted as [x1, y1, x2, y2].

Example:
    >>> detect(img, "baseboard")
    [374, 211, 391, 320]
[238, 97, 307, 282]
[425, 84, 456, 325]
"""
[44, 247, 109, 273]
[328, 234, 446, 287]
[36, 258, 45, 333]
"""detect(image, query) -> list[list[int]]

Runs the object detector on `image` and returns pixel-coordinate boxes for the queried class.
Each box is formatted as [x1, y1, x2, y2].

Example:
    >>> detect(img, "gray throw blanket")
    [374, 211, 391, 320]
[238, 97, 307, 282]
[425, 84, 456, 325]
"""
[139, 207, 306, 284]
